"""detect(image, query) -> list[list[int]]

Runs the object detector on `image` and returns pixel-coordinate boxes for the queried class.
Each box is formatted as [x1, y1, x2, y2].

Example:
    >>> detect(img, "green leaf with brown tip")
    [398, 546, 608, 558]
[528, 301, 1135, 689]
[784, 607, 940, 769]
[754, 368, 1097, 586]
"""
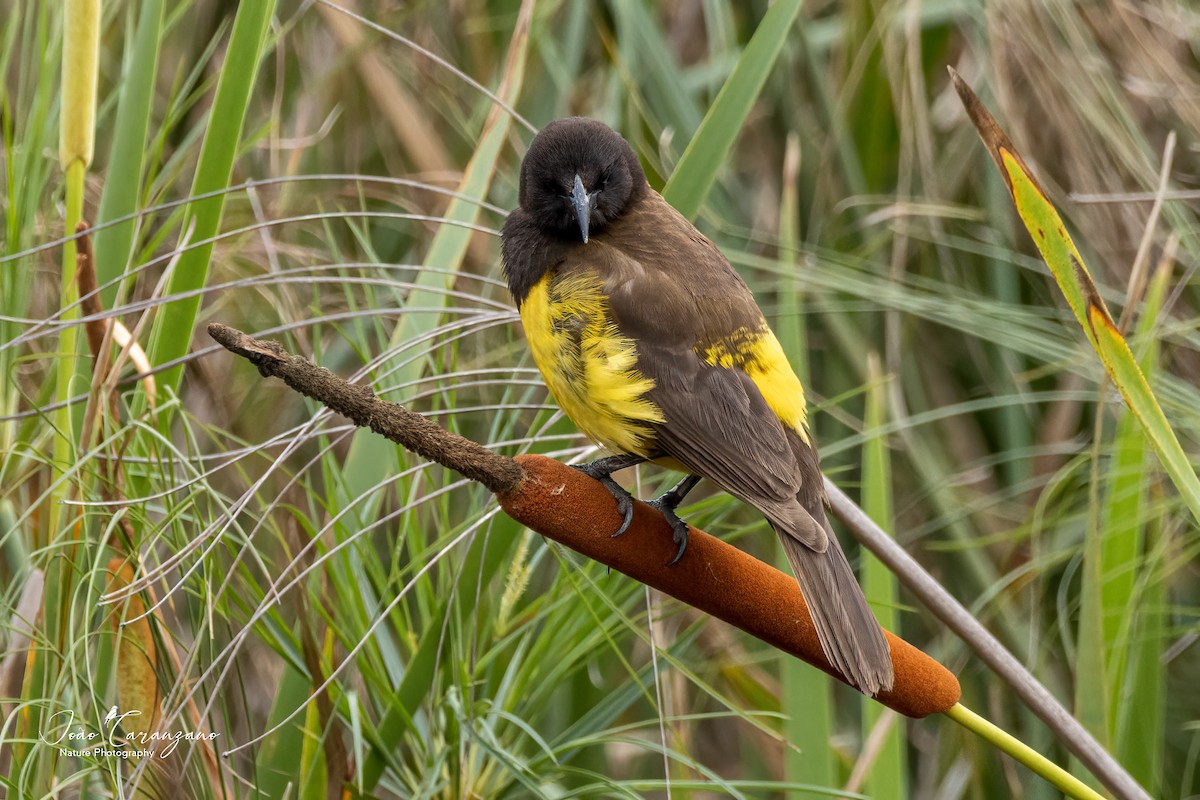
[1085, 302, 1200, 520]
[952, 70, 1200, 526]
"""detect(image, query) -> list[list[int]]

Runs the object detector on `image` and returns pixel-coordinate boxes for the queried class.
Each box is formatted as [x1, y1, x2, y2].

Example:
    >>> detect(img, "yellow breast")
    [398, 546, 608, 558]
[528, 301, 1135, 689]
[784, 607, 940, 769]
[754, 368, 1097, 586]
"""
[520, 271, 665, 455]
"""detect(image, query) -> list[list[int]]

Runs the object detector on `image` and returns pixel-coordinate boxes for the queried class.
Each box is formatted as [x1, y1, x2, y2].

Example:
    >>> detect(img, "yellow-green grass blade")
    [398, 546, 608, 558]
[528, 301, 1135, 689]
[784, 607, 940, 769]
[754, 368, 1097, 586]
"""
[1107, 260, 1170, 792]
[950, 69, 1200, 528]
[772, 127, 836, 791]
[93, 0, 164, 307]
[1114, 506, 1167, 794]
[862, 355, 905, 799]
[1082, 254, 1200, 515]
[662, 0, 803, 220]
[336, 1, 531, 532]
[1102, 259, 1168, 694]
[1074, 437, 1111, 753]
[27, 1, 98, 787]
[145, 0, 275, 399]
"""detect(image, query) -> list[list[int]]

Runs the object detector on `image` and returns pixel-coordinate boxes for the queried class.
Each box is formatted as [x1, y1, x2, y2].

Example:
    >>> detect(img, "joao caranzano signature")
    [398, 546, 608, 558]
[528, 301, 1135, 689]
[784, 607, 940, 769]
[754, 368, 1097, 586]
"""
[40, 707, 217, 758]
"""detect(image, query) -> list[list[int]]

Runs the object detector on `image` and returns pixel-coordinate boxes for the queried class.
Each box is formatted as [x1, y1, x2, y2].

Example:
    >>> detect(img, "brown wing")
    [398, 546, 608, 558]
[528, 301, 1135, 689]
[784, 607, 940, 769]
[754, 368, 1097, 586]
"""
[583, 193, 825, 549]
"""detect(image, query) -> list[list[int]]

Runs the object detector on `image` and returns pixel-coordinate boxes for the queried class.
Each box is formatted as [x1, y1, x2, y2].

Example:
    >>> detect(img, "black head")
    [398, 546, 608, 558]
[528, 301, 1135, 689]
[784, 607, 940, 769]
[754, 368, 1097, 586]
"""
[516, 117, 648, 243]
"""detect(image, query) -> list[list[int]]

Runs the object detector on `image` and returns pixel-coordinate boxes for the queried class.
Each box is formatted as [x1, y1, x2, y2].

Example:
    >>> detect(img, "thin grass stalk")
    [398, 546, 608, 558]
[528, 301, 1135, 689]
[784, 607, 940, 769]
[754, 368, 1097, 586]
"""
[775, 127, 835, 792]
[861, 354, 906, 799]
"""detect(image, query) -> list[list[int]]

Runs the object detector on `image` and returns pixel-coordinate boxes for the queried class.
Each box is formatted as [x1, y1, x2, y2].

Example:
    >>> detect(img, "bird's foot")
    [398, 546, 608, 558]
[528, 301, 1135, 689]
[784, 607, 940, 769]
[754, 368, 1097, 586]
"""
[571, 454, 646, 537]
[646, 495, 691, 566]
[646, 474, 700, 565]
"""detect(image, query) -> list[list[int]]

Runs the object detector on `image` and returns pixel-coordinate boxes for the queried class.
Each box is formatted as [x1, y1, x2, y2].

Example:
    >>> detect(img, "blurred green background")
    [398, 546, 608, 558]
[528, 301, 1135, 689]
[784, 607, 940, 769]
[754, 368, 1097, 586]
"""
[1, 0, 1197, 797]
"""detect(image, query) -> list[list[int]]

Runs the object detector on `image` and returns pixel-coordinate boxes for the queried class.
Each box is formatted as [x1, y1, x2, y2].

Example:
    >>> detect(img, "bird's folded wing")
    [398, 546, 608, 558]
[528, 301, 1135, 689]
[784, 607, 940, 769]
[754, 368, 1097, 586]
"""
[589, 194, 826, 550]
[644, 355, 825, 551]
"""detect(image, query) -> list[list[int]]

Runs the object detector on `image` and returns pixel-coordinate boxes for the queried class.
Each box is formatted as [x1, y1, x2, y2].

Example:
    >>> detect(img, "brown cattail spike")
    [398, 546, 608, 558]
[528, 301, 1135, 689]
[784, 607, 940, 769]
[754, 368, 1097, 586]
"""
[499, 454, 961, 718]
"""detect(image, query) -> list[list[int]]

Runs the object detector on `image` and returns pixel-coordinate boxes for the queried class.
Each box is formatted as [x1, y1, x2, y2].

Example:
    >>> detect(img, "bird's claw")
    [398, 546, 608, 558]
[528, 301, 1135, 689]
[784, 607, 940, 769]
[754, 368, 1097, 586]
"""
[606, 477, 635, 537]
[571, 459, 639, 537]
[571, 458, 695, 562]
[646, 496, 690, 566]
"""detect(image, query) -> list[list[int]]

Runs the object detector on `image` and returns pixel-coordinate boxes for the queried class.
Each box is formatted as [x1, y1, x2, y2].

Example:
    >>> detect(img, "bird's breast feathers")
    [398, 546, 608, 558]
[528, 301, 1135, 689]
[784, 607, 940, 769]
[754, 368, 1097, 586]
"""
[520, 257, 812, 458]
[520, 269, 665, 456]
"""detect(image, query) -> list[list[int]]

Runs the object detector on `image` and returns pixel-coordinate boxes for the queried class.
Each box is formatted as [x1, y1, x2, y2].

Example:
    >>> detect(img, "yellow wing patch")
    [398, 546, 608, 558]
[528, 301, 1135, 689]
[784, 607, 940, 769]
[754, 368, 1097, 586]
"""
[521, 271, 665, 455]
[697, 325, 810, 442]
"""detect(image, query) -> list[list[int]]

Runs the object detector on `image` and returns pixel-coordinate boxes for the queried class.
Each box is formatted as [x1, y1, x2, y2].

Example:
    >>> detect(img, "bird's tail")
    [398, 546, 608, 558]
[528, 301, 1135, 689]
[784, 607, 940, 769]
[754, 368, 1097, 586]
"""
[773, 515, 894, 696]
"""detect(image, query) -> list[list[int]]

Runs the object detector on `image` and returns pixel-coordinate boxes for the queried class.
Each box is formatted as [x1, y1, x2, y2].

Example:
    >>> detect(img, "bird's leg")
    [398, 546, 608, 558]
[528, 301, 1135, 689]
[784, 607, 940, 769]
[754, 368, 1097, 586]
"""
[572, 453, 646, 537]
[646, 474, 702, 566]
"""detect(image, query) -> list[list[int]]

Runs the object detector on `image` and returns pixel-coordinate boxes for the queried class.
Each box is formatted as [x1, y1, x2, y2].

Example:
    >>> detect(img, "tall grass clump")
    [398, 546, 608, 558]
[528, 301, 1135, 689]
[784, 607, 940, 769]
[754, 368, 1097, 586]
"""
[1, 1, 1196, 797]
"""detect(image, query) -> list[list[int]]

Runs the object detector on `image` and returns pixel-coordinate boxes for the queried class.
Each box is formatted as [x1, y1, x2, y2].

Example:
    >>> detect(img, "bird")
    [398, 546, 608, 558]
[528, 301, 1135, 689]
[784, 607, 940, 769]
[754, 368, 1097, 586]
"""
[500, 117, 893, 696]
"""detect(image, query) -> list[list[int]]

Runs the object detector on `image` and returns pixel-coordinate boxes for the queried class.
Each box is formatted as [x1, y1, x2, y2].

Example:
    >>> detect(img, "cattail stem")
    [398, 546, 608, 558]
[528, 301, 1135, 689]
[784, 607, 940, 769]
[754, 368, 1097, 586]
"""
[52, 0, 100, 545]
[945, 703, 1105, 800]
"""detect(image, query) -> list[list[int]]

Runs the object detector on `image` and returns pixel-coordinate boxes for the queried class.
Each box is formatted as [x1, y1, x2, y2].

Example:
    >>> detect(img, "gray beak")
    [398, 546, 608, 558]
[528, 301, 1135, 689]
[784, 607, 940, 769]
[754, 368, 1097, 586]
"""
[571, 173, 591, 243]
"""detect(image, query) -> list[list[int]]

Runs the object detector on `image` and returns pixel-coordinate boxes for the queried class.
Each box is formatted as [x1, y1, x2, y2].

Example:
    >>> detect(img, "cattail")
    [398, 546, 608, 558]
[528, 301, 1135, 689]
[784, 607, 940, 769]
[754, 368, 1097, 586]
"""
[60, 0, 101, 171]
[499, 454, 962, 717]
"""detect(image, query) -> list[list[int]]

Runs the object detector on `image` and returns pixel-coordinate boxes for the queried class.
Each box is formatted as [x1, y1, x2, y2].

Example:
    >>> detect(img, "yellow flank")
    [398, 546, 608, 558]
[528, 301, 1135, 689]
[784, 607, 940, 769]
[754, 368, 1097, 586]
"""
[698, 325, 810, 442]
[521, 271, 665, 455]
